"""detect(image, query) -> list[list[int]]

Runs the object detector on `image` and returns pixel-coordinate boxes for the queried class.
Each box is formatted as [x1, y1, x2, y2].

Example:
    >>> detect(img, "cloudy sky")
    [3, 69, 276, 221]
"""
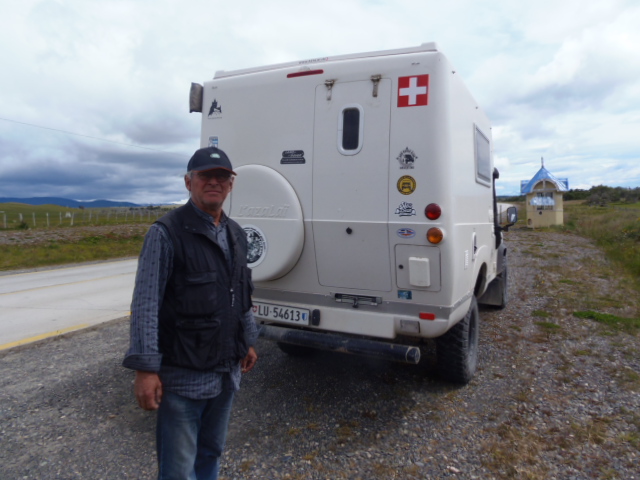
[1, 0, 639, 204]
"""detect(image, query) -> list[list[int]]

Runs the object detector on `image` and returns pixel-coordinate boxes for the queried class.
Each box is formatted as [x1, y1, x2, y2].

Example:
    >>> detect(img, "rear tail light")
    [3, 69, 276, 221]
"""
[425, 203, 441, 220]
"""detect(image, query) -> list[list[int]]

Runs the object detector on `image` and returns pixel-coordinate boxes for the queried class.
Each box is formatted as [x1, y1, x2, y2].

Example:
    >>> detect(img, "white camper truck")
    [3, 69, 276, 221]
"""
[190, 43, 517, 384]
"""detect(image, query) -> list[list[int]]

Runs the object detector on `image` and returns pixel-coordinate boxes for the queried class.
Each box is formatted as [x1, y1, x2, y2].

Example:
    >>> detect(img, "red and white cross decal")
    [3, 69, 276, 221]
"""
[397, 75, 429, 107]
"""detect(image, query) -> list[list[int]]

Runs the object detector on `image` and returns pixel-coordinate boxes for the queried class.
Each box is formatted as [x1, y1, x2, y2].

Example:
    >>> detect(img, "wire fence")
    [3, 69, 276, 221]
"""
[0, 207, 171, 230]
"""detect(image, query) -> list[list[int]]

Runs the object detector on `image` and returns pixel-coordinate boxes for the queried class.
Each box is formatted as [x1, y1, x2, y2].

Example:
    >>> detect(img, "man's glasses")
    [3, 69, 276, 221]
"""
[196, 171, 232, 183]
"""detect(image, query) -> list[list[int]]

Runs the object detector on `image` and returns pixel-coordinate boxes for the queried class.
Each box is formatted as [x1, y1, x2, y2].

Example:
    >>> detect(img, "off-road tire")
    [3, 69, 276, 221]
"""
[277, 342, 315, 357]
[435, 296, 480, 384]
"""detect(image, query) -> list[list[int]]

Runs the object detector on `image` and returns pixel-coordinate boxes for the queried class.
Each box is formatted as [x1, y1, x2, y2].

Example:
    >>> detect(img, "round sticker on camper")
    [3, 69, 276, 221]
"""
[243, 224, 268, 268]
[397, 175, 417, 195]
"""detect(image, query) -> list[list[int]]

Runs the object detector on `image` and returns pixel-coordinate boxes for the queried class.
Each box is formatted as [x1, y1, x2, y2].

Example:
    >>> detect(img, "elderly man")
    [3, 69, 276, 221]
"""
[123, 146, 258, 480]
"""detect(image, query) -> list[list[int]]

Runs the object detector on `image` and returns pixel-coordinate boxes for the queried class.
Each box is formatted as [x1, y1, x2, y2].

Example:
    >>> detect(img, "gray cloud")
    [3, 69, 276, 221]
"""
[1, 0, 638, 201]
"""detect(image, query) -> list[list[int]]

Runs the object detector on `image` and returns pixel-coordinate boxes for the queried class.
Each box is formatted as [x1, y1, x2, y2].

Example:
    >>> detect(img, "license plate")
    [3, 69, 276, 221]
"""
[252, 302, 310, 325]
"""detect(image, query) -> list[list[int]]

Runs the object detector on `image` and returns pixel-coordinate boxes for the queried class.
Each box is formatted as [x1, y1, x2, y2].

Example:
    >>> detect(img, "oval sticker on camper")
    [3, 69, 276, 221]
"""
[243, 224, 268, 268]
[396, 228, 416, 238]
[397, 175, 416, 195]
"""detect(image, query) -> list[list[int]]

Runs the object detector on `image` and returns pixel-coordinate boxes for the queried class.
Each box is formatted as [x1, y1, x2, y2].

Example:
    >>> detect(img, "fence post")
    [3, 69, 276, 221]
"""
[46, 212, 50, 227]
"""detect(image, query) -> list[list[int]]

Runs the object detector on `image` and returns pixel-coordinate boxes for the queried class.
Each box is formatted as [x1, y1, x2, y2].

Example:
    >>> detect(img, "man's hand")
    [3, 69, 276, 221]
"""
[241, 347, 258, 374]
[134, 371, 163, 410]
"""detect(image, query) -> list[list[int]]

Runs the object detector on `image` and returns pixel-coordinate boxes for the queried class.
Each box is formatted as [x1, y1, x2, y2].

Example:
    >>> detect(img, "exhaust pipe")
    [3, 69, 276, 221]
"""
[259, 325, 421, 364]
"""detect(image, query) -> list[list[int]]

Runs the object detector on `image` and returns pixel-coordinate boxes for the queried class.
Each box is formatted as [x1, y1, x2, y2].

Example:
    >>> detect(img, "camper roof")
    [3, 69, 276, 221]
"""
[213, 42, 439, 79]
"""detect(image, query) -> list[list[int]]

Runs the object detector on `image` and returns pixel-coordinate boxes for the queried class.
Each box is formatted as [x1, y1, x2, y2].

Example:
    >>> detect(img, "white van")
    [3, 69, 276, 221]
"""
[190, 43, 517, 383]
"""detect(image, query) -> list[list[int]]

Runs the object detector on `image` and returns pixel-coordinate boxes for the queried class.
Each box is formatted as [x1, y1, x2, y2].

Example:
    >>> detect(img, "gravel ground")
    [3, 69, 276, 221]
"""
[1, 227, 639, 480]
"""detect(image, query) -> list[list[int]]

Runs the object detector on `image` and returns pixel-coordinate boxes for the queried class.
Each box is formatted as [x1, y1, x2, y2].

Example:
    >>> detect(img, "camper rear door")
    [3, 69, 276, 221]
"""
[312, 79, 392, 292]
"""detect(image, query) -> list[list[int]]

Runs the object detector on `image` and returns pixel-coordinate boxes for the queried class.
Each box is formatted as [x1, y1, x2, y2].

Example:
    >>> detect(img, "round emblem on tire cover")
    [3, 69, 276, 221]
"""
[243, 224, 267, 267]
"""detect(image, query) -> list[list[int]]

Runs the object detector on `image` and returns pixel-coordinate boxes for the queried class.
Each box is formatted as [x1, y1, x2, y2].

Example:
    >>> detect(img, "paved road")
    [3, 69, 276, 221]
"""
[0, 259, 136, 350]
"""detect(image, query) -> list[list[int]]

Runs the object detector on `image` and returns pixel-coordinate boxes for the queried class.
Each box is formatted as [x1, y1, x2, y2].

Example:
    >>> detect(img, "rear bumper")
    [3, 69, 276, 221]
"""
[253, 290, 472, 339]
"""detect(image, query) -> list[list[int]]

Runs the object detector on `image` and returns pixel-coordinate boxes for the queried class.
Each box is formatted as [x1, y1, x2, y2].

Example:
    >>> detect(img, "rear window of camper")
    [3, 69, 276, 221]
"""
[339, 105, 364, 155]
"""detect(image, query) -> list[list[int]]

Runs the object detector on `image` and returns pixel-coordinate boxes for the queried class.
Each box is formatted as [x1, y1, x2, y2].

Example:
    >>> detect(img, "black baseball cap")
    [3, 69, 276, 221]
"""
[187, 147, 236, 175]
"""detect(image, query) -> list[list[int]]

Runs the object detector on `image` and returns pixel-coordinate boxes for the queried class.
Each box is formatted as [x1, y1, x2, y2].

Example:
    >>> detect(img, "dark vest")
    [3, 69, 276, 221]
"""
[156, 202, 253, 371]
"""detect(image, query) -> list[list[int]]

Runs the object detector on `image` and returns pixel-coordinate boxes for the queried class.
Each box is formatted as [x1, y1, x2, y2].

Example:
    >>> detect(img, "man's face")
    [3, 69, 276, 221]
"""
[185, 169, 234, 213]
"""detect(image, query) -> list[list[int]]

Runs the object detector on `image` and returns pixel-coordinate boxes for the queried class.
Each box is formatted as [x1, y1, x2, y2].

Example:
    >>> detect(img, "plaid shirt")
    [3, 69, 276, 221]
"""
[122, 201, 258, 399]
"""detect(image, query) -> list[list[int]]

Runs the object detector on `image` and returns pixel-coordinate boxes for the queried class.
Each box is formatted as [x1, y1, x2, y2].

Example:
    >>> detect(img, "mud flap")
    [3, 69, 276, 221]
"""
[478, 266, 508, 309]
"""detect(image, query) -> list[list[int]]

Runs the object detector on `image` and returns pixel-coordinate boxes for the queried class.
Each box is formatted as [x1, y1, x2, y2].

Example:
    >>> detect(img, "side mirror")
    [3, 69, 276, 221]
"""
[502, 206, 518, 231]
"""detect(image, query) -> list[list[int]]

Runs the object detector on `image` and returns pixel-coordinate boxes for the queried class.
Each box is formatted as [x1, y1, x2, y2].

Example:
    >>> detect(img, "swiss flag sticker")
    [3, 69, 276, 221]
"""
[398, 75, 429, 107]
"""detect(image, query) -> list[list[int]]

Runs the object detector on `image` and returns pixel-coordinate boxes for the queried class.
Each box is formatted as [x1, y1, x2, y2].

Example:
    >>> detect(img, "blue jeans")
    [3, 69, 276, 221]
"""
[156, 389, 235, 480]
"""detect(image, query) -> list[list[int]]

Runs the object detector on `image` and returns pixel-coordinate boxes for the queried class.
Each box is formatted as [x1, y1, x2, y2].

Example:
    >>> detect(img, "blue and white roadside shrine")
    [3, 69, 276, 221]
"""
[520, 158, 569, 228]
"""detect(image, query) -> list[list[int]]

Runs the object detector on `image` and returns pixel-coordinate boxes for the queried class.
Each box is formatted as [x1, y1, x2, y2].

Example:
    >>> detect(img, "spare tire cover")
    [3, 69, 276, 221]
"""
[227, 165, 304, 282]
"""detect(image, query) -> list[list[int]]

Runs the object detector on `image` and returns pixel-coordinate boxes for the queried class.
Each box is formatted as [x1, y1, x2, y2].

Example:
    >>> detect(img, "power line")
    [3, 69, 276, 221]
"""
[0, 116, 187, 157]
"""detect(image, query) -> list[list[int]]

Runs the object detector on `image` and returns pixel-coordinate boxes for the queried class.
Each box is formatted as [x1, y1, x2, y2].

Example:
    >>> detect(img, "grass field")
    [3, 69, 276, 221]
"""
[562, 201, 640, 281]
[0, 202, 165, 271]
[515, 200, 640, 284]
[0, 231, 147, 271]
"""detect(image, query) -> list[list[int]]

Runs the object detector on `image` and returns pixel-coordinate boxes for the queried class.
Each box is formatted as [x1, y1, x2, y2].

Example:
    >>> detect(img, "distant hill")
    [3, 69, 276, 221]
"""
[0, 197, 140, 208]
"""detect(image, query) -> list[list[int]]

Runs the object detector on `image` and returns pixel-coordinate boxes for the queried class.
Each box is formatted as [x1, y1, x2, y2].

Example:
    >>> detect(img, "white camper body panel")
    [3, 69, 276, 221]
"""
[200, 44, 497, 340]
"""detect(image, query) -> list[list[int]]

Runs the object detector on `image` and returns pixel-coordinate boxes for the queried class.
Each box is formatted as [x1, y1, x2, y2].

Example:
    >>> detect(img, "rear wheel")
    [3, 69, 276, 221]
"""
[435, 296, 479, 384]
